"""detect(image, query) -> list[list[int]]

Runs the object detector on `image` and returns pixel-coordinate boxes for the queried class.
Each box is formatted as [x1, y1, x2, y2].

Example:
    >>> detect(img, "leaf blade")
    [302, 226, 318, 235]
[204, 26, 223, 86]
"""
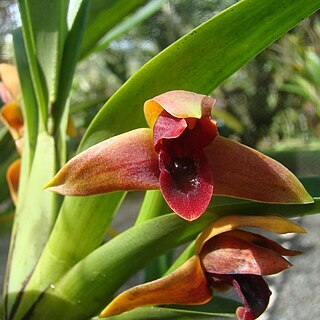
[80, 0, 320, 151]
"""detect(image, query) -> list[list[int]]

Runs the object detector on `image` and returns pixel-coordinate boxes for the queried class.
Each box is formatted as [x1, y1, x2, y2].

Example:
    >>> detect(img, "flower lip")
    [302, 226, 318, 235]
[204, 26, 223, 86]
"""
[154, 108, 217, 221]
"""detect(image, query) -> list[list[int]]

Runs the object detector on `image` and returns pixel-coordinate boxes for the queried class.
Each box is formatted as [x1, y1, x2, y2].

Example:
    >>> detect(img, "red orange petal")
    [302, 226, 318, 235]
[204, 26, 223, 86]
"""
[144, 90, 215, 128]
[196, 215, 306, 253]
[46, 128, 160, 196]
[100, 256, 212, 318]
[205, 136, 313, 204]
[201, 234, 292, 275]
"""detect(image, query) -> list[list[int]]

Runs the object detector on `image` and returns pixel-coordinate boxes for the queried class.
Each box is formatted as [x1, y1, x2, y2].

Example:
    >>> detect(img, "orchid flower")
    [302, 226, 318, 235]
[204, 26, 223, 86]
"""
[99, 215, 305, 320]
[46, 90, 313, 221]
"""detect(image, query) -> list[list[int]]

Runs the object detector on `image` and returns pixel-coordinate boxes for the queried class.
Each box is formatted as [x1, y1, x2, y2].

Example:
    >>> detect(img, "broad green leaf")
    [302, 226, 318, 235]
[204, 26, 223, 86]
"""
[22, 212, 219, 319]
[17, 0, 69, 126]
[12, 193, 125, 319]
[90, 0, 166, 56]
[144, 251, 173, 283]
[4, 133, 58, 318]
[79, 0, 320, 151]
[80, 0, 149, 57]
[3, 31, 42, 314]
[136, 189, 172, 283]
[6, 2, 75, 316]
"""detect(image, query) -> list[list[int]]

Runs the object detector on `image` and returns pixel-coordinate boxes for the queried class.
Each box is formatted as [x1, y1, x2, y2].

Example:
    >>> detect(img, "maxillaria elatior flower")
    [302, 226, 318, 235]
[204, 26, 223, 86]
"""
[46, 90, 313, 221]
[99, 215, 305, 320]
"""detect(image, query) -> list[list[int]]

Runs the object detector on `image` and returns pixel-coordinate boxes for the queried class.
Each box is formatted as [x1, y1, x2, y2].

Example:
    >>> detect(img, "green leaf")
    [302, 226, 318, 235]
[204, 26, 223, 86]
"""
[80, 0, 149, 57]
[52, 0, 90, 168]
[12, 193, 125, 319]
[89, 0, 166, 56]
[12, 28, 38, 171]
[4, 133, 58, 318]
[17, 0, 69, 127]
[22, 212, 219, 319]
[53, 0, 90, 138]
[79, 0, 320, 151]
[145, 251, 173, 282]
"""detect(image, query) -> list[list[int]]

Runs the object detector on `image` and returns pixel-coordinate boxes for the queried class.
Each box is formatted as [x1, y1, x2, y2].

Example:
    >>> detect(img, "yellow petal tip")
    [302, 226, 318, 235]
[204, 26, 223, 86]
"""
[43, 178, 62, 193]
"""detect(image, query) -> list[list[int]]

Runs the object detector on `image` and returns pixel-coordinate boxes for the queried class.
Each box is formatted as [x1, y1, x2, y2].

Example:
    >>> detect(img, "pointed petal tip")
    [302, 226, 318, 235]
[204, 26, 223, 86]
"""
[43, 174, 71, 196]
[301, 194, 314, 204]
[43, 181, 60, 192]
[43, 173, 66, 194]
[206, 136, 314, 205]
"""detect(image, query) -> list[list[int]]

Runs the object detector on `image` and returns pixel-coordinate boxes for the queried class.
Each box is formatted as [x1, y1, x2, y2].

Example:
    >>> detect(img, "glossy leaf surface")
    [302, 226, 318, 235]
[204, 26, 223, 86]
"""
[80, 0, 320, 151]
